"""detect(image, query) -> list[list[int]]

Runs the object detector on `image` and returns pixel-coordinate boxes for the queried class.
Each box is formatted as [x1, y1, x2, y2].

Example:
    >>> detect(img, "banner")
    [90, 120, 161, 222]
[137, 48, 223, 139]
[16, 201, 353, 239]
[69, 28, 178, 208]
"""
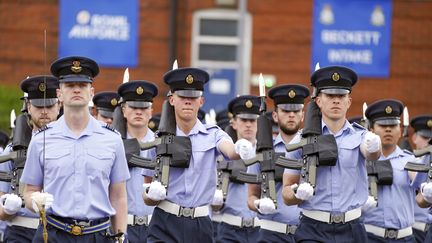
[59, 0, 139, 67]
[312, 0, 392, 77]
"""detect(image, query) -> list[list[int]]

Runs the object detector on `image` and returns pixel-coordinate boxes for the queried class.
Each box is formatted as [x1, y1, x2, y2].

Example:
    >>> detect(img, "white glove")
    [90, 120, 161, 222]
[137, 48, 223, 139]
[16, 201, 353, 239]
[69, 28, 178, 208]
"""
[31, 192, 54, 213]
[294, 183, 314, 201]
[421, 182, 432, 203]
[234, 139, 255, 160]
[0, 194, 22, 215]
[144, 181, 166, 201]
[211, 189, 224, 206]
[362, 196, 377, 211]
[254, 197, 276, 214]
[363, 131, 381, 153]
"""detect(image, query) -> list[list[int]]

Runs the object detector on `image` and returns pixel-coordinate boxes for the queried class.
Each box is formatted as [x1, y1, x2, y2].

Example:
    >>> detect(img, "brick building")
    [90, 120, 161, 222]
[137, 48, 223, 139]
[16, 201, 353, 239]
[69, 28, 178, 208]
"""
[0, 0, 431, 131]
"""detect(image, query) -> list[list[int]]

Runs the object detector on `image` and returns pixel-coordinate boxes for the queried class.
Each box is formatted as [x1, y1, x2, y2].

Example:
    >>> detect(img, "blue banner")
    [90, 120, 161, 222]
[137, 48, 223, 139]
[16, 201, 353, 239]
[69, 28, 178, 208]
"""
[202, 68, 237, 112]
[59, 0, 139, 67]
[312, 0, 392, 77]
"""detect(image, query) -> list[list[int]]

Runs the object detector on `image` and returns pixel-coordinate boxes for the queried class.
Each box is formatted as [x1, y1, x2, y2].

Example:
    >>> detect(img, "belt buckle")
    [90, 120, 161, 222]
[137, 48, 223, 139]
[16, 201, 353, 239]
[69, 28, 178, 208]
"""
[179, 207, 194, 218]
[242, 218, 253, 228]
[134, 216, 148, 226]
[385, 229, 398, 239]
[70, 225, 83, 235]
[330, 213, 345, 224]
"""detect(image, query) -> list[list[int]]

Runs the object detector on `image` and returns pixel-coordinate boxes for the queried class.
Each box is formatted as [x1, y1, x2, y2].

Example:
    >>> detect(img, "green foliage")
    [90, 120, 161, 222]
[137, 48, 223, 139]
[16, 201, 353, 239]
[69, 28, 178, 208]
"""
[0, 84, 23, 132]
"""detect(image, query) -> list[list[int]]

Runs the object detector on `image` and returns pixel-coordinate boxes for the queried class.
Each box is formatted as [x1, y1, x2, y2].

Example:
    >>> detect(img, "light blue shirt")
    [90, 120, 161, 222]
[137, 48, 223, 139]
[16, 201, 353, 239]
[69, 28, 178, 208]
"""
[249, 132, 302, 225]
[285, 120, 368, 213]
[126, 130, 156, 216]
[361, 147, 416, 229]
[20, 116, 130, 220]
[166, 119, 232, 208]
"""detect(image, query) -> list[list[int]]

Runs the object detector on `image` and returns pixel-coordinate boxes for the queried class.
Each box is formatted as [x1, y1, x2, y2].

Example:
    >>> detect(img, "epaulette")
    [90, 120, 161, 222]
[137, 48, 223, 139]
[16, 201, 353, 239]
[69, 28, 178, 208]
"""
[103, 124, 119, 134]
[403, 149, 414, 156]
[205, 124, 219, 130]
[352, 122, 366, 131]
[35, 125, 51, 135]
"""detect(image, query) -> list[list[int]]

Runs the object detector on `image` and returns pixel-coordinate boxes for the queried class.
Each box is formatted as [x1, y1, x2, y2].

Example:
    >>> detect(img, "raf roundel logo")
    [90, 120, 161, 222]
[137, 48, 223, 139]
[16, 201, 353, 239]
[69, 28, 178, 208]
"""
[385, 105, 393, 114]
[71, 60, 82, 73]
[186, 74, 194, 84]
[136, 87, 144, 95]
[427, 119, 432, 128]
[38, 83, 46, 92]
[110, 98, 118, 106]
[245, 100, 253, 109]
[288, 90, 296, 98]
[332, 72, 340, 82]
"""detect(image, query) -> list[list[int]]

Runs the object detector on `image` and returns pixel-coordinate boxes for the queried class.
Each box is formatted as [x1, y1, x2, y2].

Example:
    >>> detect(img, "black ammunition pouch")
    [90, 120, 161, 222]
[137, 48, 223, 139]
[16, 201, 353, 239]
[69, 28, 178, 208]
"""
[302, 134, 338, 166]
[229, 160, 247, 184]
[157, 136, 192, 168]
[367, 159, 393, 185]
[123, 139, 142, 167]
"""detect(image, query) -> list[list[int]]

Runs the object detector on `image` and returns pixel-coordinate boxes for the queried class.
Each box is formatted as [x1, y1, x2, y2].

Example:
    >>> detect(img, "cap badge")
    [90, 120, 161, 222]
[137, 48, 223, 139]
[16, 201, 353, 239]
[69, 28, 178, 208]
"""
[110, 98, 118, 106]
[136, 87, 144, 95]
[38, 83, 46, 92]
[186, 74, 194, 84]
[149, 121, 155, 129]
[332, 72, 340, 82]
[71, 61, 82, 73]
[245, 100, 253, 109]
[385, 105, 392, 114]
[288, 90, 296, 98]
[427, 119, 432, 128]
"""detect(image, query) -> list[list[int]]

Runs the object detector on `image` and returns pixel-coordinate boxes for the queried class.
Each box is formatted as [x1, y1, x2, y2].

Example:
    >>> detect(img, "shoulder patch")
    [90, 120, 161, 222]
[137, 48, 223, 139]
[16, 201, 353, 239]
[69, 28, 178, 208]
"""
[35, 125, 51, 135]
[352, 122, 366, 131]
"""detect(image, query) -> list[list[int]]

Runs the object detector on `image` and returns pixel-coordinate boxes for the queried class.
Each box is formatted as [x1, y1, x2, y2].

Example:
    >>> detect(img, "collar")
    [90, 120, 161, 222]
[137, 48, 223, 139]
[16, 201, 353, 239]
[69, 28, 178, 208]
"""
[176, 118, 208, 136]
[51, 115, 104, 138]
[321, 119, 355, 136]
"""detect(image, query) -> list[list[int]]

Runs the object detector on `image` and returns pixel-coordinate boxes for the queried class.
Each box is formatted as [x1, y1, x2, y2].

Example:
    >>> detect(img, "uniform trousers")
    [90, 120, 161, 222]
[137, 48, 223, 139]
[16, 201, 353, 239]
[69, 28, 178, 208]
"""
[413, 228, 426, 243]
[257, 228, 296, 243]
[425, 227, 432, 243]
[294, 216, 367, 243]
[212, 221, 220, 239]
[215, 222, 259, 243]
[147, 207, 213, 243]
[367, 232, 414, 243]
[5, 225, 36, 243]
[127, 224, 149, 243]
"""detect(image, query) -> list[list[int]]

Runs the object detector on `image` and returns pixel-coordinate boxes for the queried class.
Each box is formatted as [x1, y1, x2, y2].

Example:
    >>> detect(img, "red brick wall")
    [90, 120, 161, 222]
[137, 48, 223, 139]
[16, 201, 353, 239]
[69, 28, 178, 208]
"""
[1, 0, 431, 125]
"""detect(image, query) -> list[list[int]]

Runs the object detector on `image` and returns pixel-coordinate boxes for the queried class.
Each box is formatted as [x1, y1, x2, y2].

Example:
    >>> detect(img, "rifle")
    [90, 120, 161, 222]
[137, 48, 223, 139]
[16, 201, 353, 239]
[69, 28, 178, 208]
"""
[235, 78, 298, 207]
[398, 107, 412, 151]
[139, 100, 192, 189]
[216, 156, 260, 202]
[404, 146, 432, 182]
[366, 159, 393, 203]
[0, 112, 32, 196]
[111, 106, 153, 169]
[361, 102, 381, 200]
[280, 100, 338, 188]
